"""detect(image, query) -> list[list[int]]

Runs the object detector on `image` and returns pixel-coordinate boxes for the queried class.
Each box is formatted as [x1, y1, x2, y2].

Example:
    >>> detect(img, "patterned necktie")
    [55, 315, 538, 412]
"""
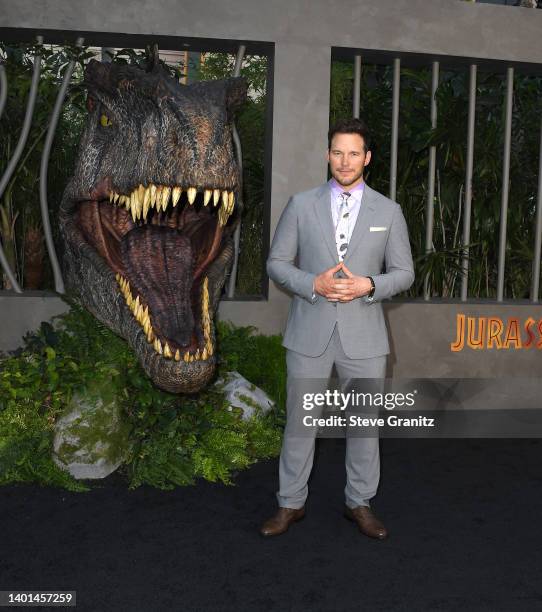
[335, 191, 351, 261]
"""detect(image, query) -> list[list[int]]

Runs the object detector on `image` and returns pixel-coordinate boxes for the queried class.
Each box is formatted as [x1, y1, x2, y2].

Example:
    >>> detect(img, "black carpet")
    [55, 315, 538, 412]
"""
[2, 438, 542, 612]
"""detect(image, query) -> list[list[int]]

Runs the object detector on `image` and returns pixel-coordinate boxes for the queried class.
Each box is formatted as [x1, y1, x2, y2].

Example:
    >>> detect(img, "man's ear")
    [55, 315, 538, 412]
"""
[364, 150, 372, 166]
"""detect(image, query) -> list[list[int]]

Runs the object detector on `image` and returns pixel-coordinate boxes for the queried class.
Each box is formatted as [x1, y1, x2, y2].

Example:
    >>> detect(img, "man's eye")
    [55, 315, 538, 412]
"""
[100, 113, 112, 127]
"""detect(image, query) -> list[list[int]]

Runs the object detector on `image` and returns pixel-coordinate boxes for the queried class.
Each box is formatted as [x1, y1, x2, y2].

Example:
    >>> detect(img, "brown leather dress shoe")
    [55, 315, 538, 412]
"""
[260, 506, 305, 537]
[344, 505, 388, 540]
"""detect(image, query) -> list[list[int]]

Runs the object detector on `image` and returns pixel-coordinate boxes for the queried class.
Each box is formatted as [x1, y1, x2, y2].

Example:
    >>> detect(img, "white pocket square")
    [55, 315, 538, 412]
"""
[370, 226, 387, 232]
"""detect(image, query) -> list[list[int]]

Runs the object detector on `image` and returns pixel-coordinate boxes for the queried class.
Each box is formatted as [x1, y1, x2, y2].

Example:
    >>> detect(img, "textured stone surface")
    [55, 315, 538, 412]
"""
[53, 381, 130, 479]
[215, 371, 274, 419]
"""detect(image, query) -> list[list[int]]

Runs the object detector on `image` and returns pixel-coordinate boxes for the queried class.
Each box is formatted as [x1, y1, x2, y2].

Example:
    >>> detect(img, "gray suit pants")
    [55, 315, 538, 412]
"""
[277, 323, 386, 510]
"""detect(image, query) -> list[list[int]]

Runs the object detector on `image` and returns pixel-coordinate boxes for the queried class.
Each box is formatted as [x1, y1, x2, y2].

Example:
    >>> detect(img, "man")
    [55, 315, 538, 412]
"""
[261, 117, 414, 539]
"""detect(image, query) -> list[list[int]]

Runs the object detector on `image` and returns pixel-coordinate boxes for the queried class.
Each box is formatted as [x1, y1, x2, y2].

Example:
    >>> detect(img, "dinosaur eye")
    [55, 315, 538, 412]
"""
[100, 113, 112, 127]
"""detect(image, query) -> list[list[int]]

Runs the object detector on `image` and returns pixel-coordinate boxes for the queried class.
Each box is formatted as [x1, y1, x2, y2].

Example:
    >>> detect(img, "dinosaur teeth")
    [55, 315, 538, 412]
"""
[172, 186, 182, 207]
[109, 185, 234, 231]
[116, 273, 159, 348]
[116, 262, 214, 363]
[155, 185, 163, 211]
[215, 190, 235, 227]
[108, 191, 120, 203]
[129, 191, 136, 221]
[143, 186, 151, 219]
[162, 186, 171, 210]
[202, 276, 213, 357]
[187, 187, 197, 205]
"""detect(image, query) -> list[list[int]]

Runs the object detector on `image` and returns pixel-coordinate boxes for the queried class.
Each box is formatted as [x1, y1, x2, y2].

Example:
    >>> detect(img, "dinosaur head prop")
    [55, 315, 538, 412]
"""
[59, 56, 247, 393]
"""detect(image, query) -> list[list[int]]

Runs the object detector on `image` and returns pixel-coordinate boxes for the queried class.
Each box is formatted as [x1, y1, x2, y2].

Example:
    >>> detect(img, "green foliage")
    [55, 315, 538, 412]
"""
[0, 352, 88, 491]
[0, 41, 92, 289]
[1, 42, 267, 295]
[198, 54, 268, 295]
[330, 61, 542, 299]
[4, 40, 541, 299]
[216, 320, 287, 419]
[0, 305, 285, 491]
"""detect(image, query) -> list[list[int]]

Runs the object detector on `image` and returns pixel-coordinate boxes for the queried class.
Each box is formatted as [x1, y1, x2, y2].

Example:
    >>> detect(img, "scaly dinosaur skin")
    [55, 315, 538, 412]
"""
[59, 58, 247, 393]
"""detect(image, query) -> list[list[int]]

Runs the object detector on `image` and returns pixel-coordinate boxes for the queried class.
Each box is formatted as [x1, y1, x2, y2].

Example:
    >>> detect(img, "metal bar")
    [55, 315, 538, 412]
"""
[497, 67, 514, 302]
[531, 116, 542, 302]
[424, 61, 439, 300]
[353, 55, 361, 119]
[101, 47, 115, 63]
[389, 58, 400, 201]
[0, 36, 43, 293]
[40, 37, 84, 295]
[461, 64, 477, 302]
[0, 63, 7, 121]
[227, 44, 246, 298]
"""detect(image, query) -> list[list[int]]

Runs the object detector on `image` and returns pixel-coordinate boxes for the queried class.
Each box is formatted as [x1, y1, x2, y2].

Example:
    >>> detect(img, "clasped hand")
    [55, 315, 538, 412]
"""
[314, 262, 372, 302]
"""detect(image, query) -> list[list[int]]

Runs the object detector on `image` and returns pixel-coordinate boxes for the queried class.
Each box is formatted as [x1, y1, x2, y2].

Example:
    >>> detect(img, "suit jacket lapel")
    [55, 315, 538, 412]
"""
[343, 182, 377, 264]
[314, 183, 339, 263]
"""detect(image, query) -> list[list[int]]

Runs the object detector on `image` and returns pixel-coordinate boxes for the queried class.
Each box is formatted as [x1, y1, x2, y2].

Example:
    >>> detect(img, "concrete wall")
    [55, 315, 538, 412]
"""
[0, 294, 70, 354]
[2, 294, 541, 380]
[1, 0, 541, 376]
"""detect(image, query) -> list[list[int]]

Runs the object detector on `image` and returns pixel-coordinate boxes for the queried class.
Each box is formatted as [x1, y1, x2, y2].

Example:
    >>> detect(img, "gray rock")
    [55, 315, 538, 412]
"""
[215, 371, 274, 419]
[53, 381, 130, 479]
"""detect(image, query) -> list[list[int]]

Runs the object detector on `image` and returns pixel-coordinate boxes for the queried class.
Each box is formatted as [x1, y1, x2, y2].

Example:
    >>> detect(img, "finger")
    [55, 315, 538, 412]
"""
[330, 284, 354, 293]
[341, 264, 353, 277]
[327, 292, 352, 299]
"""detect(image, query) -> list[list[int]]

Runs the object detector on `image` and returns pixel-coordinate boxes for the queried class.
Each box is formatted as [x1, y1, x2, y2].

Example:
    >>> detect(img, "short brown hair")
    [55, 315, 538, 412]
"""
[328, 118, 371, 153]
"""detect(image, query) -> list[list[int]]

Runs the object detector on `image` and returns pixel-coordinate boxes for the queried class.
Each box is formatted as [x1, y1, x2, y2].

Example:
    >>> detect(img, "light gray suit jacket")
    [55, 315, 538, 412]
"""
[266, 182, 414, 359]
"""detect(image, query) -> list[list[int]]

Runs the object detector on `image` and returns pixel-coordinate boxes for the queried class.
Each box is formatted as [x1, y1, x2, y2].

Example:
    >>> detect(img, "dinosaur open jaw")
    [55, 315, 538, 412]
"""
[109, 184, 235, 228]
[76, 184, 236, 362]
[116, 272, 213, 362]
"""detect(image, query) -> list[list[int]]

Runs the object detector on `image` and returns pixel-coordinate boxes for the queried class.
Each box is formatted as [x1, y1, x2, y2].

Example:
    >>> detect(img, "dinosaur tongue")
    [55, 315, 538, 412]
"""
[120, 225, 195, 348]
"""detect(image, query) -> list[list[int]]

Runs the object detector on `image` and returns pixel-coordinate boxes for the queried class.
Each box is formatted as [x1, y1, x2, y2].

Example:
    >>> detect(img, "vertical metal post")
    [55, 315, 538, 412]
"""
[461, 64, 477, 302]
[227, 44, 246, 298]
[353, 55, 361, 119]
[424, 61, 439, 300]
[0, 63, 7, 121]
[40, 37, 84, 295]
[390, 58, 400, 201]
[101, 47, 115, 63]
[0, 36, 43, 293]
[497, 67, 514, 302]
[531, 116, 542, 302]
[186, 51, 201, 84]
